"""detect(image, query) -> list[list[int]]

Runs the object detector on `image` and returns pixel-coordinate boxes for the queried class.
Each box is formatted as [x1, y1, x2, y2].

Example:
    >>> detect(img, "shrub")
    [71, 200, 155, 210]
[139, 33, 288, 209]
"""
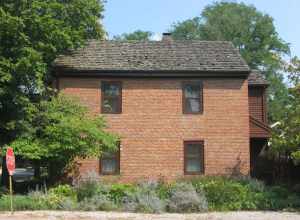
[79, 194, 117, 211]
[166, 182, 208, 213]
[49, 184, 76, 199]
[75, 172, 102, 201]
[29, 188, 78, 210]
[190, 176, 257, 210]
[0, 195, 49, 211]
[190, 176, 300, 211]
[28, 190, 61, 210]
[256, 186, 300, 210]
[157, 184, 171, 200]
[1, 176, 299, 212]
[122, 181, 165, 213]
[58, 197, 79, 211]
[233, 176, 265, 192]
[109, 183, 136, 203]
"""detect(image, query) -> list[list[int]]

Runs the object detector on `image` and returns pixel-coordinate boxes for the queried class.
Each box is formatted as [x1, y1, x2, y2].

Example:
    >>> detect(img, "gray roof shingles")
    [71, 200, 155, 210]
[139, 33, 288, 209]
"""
[54, 39, 267, 85]
[54, 40, 250, 72]
[248, 70, 269, 85]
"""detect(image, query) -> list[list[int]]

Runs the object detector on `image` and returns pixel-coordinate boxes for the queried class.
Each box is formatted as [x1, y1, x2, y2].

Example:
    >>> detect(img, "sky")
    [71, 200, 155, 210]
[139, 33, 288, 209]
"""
[103, 0, 300, 57]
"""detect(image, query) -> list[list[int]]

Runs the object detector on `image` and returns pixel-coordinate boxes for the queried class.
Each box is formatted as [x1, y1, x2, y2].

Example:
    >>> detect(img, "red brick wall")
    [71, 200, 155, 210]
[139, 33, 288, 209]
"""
[59, 77, 250, 182]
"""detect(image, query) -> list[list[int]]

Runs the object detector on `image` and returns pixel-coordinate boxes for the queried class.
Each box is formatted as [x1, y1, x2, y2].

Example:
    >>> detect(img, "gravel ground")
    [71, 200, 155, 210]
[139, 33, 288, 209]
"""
[0, 211, 299, 220]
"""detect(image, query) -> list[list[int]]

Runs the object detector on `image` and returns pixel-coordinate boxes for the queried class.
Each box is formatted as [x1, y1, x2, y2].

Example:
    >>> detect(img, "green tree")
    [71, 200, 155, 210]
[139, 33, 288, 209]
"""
[170, 2, 290, 123]
[0, 0, 105, 185]
[0, 0, 105, 145]
[170, 2, 289, 69]
[113, 30, 153, 41]
[270, 57, 300, 165]
[266, 70, 290, 122]
[286, 57, 300, 84]
[8, 95, 118, 181]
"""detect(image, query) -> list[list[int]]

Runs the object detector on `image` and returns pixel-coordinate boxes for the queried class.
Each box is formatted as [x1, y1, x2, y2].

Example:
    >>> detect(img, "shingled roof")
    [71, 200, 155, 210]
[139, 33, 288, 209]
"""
[248, 70, 269, 86]
[54, 39, 250, 75]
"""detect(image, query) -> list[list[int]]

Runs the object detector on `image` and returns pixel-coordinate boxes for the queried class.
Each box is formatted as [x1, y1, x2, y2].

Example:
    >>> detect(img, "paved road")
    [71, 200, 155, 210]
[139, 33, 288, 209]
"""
[0, 211, 300, 220]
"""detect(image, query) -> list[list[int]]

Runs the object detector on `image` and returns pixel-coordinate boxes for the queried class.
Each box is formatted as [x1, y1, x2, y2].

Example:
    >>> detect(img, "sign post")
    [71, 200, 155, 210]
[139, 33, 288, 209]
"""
[6, 147, 15, 214]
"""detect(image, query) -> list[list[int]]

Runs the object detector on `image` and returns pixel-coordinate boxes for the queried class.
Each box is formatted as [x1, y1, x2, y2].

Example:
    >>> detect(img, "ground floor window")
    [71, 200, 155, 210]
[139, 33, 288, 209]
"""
[100, 146, 120, 175]
[184, 141, 204, 175]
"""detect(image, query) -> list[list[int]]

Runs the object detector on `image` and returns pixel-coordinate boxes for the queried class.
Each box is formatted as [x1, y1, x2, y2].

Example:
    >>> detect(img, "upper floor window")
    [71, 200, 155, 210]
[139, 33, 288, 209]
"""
[184, 141, 204, 175]
[101, 81, 122, 114]
[182, 82, 203, 114]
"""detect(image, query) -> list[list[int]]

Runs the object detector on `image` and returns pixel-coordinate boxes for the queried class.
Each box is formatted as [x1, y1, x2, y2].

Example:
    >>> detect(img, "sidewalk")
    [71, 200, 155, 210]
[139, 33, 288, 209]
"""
[0, 211, 299, 220]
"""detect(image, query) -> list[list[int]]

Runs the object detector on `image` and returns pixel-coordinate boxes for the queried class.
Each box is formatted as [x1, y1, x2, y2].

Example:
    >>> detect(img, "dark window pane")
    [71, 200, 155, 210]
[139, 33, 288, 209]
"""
[102, 159, 117, 173]
[186, 144, 201, 157]
[186, 158, 201, 172]
[184, 85, 200, 98]
[186, 98, 200, 113]
[183, 82, 202, 114]
[102, 98, 119, 113]
[101, 82, 122, 114]
[103, 83, 120, 97]
[100, 145, 120, 175]
[184, 141, 204, 174]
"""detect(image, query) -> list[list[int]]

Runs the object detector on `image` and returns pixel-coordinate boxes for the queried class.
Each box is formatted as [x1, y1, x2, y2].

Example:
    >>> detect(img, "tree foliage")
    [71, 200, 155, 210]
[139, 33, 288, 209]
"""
[271, 58, 300, 164]
[170, 2, 289, 69]
[8, 95, 118, 178]
[0, 0, 105, 146]
[113, 30, 153, 41]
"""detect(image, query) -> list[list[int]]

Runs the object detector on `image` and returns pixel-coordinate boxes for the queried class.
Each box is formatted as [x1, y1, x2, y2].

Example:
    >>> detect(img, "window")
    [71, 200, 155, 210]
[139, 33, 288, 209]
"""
[182, 82, 203, 114]
[184, 141, 204, 175]
[100, 147, 120, 175]
[101, 81, 122, 114]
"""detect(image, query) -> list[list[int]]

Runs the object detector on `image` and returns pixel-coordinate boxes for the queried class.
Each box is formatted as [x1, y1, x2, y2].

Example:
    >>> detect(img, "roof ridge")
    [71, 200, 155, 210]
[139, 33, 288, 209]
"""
[54, 39, 251, 73]
[86, 39, 237, 43]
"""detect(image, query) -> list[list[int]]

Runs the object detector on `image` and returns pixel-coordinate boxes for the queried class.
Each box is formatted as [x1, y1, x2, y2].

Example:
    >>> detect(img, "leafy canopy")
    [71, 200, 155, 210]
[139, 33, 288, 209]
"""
[170, 2, 289, 69]
[113, 30, 153, 41]
[271, 58, 300, 164]
[9, 95, 118, 174]
[0, 0, 105, 146]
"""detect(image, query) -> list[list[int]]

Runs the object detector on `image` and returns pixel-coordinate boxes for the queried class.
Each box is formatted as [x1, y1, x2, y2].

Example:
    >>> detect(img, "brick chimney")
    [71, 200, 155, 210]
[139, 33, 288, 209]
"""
[162, 33, 172, 41]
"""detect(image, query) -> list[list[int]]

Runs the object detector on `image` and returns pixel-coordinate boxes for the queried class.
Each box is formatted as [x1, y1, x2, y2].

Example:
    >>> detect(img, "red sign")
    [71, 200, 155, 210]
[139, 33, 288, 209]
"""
[6, 147, 15, 176]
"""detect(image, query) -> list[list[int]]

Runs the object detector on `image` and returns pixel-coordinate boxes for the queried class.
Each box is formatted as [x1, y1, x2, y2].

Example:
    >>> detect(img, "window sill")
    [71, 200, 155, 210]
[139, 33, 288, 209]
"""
[101, 112, 122, 114]
[184, 172, 204, 175]
[100, 172, 120, 176]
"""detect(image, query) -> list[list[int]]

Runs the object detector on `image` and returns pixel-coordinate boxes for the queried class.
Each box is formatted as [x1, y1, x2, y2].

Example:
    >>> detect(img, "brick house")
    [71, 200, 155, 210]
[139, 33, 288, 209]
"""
[53, 33, 270, 182]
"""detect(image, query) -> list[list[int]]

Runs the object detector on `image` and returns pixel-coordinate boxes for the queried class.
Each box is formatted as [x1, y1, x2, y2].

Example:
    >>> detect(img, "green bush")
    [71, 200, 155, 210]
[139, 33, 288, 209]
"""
[122, 181, 165, 213]
[122, 190, 164, 213]
[75, 172, 102, 201]
[49, 184, 76, 199]
[28, 188, 77, 210]
[190, 176, 255, 210]
[109, 183, 136, 203]
[0, 176, 299, 212]
[255, 186, 300, 210]
[79, 194, 118, 211]
[0, 195, 49, 211]
[233, 176, 265, 192]
[166, 182, 208, 213]
[190, 176, 300, 211]
[28, 190, 61, 210]
[58, 197, 79, 211]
